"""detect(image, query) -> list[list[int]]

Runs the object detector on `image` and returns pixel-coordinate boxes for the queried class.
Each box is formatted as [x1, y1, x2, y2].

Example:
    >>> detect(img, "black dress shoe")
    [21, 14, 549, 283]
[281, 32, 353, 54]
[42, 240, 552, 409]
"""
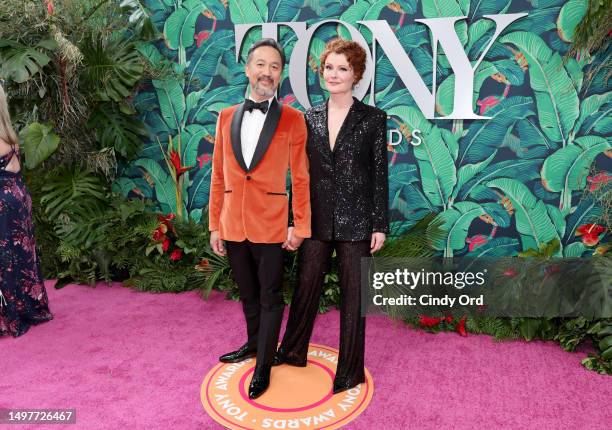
[271, 352, 284, 367]
[248, 365, 272, 399]
[219, 344, 256, 363]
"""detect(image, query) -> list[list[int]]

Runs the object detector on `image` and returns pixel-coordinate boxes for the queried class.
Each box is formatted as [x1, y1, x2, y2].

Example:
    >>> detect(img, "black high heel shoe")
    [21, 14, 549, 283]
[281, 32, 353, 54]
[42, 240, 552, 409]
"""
[248, 364, 272, 399]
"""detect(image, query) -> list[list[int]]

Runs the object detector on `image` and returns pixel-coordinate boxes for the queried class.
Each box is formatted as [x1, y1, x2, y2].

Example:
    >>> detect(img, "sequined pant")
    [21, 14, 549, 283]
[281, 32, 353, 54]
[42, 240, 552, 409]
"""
[279, 238, 370, 388]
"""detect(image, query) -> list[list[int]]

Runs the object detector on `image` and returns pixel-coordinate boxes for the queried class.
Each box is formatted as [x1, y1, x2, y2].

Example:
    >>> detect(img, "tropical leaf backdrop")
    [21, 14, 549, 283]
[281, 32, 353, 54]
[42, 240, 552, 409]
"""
[115, 0, 611, 258]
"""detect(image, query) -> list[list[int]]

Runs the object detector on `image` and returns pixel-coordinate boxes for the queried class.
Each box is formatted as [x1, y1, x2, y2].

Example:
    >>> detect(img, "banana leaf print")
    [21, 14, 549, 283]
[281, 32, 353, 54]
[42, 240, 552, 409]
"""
[540, 136, 611, 214]
[564, 195, 605, 244]
[574, 94, 612, 137]
[388, 105, 457, 210]
[500, 32, 579, 146]
[458, 96, 534, 165]
[556, 0, 587, 42]
[338, 1, 391, 42]
[153, 78, 186, 131]
[163, 0, 207, 65]
[134, 158, 177, 215]
[113, 0, 610, 258]
[486, 178, 560, 253]
[428, 201, 487, 257]
[466, 237, 520, 257]
[187, 30, 235, 91]
[229, 0, 266, 24]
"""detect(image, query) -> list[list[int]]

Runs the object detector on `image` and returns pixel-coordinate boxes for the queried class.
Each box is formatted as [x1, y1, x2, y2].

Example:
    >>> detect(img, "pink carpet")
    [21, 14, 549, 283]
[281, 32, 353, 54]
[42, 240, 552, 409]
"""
[2, 281, 610, 429]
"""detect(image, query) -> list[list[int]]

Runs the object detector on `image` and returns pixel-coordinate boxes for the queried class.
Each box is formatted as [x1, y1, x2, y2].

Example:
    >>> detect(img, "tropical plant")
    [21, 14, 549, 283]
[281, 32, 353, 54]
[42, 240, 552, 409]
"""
[0, 0, 149, 173]
[3, 0, 609, 373]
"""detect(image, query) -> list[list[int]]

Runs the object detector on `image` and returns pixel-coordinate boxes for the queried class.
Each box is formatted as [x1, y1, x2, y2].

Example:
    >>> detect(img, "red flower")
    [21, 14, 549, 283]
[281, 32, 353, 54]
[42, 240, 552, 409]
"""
[152, 227, 164, 241]
[476, 96, 500, 115]
[544, 263, 561, 277]
[418, 315, 443, 327]
[281, 94, 297, 105]
[456, 317, 467, 337]
[466, 234, 488, 252]
[162, 237, 171, 252]
[197, 153, 212, 168]
[45, 0, 54, 15]
[503, 268, 517, 277]
[194, 30, 210, 48]
[587, 172, 611, 192]
[169, 150, 194, 178]
[169, 248, 183, 261]
[576, 223, 605, 246]
[444, 315, 453, 323]
[158, 213, 175, 223]
[156, 214, 176, 235]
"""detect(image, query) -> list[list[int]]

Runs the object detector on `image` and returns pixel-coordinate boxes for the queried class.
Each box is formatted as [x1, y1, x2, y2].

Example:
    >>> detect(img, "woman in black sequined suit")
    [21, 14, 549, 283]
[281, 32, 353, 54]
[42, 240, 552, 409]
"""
[276, 39, 389, 394]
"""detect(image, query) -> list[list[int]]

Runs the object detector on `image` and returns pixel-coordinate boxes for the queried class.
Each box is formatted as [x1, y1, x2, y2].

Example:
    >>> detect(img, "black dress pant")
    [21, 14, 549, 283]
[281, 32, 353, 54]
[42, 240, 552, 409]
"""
[225, 240, 284, 368]
[279, 239, 370, 388]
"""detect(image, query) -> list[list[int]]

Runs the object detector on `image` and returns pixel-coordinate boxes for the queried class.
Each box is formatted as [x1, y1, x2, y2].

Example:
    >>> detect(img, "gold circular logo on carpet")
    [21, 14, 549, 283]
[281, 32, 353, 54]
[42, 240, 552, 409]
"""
[201, 344, 374, 429]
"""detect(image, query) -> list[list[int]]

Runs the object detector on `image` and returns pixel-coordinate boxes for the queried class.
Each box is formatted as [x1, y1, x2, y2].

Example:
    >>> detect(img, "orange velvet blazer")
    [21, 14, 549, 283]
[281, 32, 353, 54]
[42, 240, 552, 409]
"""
[208, 99, 311, 243]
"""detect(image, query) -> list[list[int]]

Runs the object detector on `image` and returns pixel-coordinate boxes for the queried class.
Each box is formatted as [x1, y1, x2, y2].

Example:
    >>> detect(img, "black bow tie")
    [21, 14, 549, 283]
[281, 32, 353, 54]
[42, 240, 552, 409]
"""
[245, 99, 270, 114]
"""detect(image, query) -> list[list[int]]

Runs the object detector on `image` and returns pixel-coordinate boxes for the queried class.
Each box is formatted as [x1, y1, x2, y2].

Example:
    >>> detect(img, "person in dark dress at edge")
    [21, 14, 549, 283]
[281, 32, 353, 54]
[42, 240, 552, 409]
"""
[274, 38, 389, 394]
[0, 81, 53, 337]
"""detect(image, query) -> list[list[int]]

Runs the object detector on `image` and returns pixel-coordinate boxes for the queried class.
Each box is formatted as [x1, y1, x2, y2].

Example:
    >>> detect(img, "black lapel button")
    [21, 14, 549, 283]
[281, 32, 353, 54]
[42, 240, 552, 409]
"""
[246, 175, 251, 180]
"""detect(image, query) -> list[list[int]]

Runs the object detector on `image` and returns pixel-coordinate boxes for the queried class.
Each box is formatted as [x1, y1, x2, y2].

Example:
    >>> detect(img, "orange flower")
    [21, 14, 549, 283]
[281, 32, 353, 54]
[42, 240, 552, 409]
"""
[195, 258, 210, 272]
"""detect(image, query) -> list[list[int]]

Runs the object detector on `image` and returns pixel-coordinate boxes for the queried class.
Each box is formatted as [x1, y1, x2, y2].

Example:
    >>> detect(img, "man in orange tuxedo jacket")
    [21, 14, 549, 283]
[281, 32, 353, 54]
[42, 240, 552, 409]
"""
[208, 39, 311, 399]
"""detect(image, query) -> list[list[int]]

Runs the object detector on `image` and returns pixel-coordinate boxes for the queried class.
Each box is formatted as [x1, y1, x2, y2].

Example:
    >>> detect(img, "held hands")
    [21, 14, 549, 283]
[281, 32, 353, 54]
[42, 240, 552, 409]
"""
[210, 230, 226, 256]
[370, 232, 386, 254]
[282, 226, 304, 251]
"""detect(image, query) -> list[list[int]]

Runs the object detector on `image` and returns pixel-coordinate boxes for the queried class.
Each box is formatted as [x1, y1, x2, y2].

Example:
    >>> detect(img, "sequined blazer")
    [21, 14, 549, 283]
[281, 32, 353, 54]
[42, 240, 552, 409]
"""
[304, 97, 389, 241]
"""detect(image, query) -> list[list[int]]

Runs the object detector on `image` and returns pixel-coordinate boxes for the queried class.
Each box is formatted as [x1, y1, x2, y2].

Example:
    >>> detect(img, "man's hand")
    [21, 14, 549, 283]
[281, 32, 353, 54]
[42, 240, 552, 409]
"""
[210, 230, 226, 256]
[370, 232, 386, 254]
[282, 227, 304, 251]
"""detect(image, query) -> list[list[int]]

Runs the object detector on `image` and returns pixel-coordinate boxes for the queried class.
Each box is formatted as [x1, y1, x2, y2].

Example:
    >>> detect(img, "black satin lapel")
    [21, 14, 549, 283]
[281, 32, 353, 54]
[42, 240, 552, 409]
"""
[230, 103, 248, 172]
[248, 98, 281, 172]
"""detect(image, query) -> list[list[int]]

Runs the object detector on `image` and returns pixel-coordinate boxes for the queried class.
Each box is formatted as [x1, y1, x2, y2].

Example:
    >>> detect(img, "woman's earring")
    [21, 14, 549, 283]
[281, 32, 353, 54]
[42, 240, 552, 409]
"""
[354, 83, 360, 89]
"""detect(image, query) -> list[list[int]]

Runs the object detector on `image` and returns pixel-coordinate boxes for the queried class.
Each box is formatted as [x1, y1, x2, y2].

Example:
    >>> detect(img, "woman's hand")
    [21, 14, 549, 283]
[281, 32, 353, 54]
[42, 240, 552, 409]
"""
[370, 232, 386, 254]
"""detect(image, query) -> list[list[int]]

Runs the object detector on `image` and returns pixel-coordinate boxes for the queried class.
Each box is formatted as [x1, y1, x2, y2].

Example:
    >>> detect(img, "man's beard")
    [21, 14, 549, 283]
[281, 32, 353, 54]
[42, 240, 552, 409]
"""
[253, 78, 276, 98]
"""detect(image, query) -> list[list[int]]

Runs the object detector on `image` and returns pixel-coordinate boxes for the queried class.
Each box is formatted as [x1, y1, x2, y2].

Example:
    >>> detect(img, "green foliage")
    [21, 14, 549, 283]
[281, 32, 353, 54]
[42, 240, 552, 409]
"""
[120, 0, 159, 40]
[565, 0, 611, 57]
[0, 38, 55, 83]
[81, 35, 145, 103]
[19, 122, 61, 169]
[87, 103, 147, 159]
[0, 0, 157, 173]
[6, 0, 610, 376]
[40, 166, 108, 220]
